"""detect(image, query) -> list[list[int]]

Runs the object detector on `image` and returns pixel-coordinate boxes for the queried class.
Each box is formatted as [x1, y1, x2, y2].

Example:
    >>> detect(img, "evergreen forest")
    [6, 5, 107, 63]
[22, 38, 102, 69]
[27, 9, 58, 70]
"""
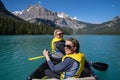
[0, 15, 69, 35]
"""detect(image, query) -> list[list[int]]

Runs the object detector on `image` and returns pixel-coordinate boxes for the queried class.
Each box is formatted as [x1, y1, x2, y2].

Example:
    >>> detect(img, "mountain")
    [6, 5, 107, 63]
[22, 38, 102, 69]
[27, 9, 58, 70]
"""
[0, 0, 67, 35]
[71, 16, 120, 34]
[0, 0, 120, 34]
[12, 4, 120, 34]
[12, 4, 92, 30]
[97, 16, 120, 34]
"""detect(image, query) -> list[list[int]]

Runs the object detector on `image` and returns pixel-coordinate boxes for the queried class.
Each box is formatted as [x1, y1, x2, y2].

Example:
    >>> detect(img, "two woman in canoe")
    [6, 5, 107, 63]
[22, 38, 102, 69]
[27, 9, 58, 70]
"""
[43, 37, 85, 79]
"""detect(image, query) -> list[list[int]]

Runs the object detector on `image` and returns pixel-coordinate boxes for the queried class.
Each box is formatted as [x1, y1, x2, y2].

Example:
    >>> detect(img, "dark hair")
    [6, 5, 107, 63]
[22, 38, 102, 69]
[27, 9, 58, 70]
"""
[66, 38, 80, 53]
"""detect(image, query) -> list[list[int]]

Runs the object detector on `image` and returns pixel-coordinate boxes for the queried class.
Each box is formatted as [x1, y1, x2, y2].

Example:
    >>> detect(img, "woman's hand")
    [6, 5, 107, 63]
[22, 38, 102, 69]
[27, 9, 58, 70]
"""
[43, 49, 49, 56]
[43, 49, 50, 61]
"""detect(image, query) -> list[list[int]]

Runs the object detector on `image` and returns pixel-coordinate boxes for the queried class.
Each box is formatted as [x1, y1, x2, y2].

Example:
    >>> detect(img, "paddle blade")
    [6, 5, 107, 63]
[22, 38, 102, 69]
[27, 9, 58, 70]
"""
[92, 62, 108, 71]
[28, 56, 45, 61]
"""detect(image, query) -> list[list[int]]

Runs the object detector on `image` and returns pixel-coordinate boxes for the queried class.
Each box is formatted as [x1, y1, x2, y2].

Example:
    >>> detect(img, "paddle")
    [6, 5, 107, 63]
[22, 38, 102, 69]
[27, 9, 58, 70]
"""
[28, 55, 45, 61]
[28, 56, 108, 71]
[92, 62, 108, 71]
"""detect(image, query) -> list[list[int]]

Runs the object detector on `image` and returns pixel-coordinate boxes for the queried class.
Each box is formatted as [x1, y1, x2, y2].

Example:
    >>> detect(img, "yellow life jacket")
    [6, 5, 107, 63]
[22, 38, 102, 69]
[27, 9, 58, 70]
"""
[61, 52, 85, 79]
[51, 37, 64, 53]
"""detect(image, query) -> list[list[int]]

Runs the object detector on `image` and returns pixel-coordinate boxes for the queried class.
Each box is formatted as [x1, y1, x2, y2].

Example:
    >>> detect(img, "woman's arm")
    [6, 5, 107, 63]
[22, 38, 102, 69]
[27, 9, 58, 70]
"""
[48, 58, 74, 72]
[43, 49, 74, 72]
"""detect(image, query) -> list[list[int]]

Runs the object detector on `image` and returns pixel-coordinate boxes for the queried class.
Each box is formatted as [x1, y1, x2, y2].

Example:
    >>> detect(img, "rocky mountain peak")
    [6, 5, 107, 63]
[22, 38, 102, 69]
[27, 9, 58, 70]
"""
[16, 4, 58, 21]
[113, 16, 120, 21]
[12, 3, 89, 29]
[26, 4, 44, 12]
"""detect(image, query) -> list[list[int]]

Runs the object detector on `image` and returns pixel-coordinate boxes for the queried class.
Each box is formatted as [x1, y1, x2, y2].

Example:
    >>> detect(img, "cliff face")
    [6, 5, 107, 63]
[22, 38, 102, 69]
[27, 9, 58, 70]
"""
[13, 4, 92, 29]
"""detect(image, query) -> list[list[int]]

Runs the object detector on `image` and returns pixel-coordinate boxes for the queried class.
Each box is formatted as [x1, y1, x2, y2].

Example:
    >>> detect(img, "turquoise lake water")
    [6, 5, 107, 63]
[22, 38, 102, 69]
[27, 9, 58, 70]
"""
[0, 35, 120, 80]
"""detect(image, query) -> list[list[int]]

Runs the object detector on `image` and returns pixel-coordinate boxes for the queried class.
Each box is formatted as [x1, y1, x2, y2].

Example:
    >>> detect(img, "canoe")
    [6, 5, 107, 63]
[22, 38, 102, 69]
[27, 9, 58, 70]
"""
[27, 61, 98, 80]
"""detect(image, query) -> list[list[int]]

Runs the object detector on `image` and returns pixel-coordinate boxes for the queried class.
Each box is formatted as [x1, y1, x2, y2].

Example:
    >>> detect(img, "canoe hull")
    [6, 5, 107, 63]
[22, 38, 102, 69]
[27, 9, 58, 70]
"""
[27, 61, 49, 80]
[27, 61, 97, 80]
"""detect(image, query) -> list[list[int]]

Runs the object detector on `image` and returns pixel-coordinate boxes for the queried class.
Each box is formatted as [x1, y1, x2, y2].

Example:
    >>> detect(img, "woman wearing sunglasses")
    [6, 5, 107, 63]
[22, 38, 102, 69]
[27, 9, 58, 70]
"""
[51, 29, 65, 63]
[43, 38, 85, 79]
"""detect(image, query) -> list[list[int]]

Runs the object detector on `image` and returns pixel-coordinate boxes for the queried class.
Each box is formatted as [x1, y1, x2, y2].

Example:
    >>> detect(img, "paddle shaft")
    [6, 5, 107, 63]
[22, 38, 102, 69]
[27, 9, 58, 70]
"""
[28, 56, 108, 71]
[28, 56, 45, 61]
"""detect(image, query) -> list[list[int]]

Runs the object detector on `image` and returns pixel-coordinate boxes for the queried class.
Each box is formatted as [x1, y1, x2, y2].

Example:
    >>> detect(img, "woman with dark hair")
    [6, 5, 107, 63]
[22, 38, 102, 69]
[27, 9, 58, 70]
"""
[43, 38, 85, 79]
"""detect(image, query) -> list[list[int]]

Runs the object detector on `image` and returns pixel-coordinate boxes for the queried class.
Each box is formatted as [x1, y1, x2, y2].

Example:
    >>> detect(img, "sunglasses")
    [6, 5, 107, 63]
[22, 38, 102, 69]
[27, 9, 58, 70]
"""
[57, 33, 63, 35]
[65, 45, 74, 49]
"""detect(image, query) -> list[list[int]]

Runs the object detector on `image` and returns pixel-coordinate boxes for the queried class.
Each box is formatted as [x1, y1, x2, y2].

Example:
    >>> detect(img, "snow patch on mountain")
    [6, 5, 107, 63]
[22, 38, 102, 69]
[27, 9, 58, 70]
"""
[57, 12, 78, 20]
[57, 12, 70, 18]
[12, 10, 23, 16]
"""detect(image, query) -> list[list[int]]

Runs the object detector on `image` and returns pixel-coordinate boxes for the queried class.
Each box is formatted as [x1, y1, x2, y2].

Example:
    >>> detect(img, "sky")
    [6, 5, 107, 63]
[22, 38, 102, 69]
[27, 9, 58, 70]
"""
[1, 0, 120, 24]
